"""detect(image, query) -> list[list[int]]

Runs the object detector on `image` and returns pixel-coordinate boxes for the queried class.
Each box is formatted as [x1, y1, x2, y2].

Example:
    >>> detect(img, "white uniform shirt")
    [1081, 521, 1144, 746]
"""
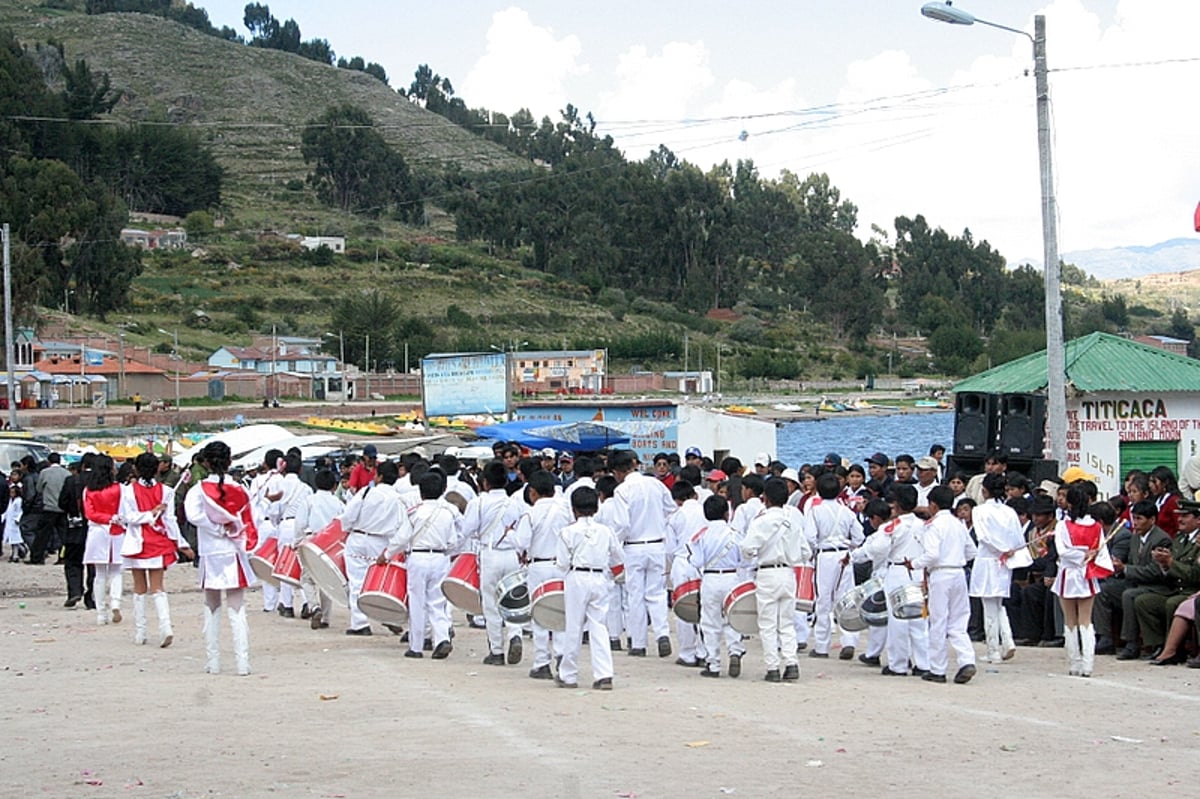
[689, 519, 747, 572]
[614, 471, 675, 543]
[556, 517, 623, 571]
[802, 497, 864, 552]
[277, 473, 313, 520]
[740, 505, 810, 566]
[295, 490, 343, 535]
[445, 473, 478, 503]
[518, 497, 573, 561]
[666, 498, 706, 560]
[462, 489, 525, 552]
[730, 496, 764, 535]
[341, 482, 409, 538]
[392, 498, 461, 556]
[911, 509, 977, 570]
[972, 500, 1025, 559]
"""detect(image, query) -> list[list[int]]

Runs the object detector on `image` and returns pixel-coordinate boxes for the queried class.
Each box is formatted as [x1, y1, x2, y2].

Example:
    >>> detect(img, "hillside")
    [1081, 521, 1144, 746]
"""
[5, 4, 528, 224]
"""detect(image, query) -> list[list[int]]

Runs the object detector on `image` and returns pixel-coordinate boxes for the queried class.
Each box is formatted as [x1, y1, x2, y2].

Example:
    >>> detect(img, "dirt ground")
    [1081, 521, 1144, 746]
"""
[2, 559, 1198, 799]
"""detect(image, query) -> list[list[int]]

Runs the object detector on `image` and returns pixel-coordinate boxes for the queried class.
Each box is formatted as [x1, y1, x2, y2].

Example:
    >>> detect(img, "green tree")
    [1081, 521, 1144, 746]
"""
[61, 58, 119, 120]
[927, 323, 983, 375]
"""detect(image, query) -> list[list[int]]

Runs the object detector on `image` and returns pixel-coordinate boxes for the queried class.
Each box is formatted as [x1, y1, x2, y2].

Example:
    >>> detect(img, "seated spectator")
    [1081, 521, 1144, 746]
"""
[1105, 501, 1174, 660]
[1137, 500, 1200, 663]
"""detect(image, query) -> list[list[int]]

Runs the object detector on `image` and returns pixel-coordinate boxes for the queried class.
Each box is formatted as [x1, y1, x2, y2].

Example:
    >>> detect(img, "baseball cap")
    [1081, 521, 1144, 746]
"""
[685, 446, 703, 458]
[780, 467, 801, 484]
[916, 456, 938, 471]
[706, 469, 727, 482]
[540, 447, 557, 458]
[754, 451, 771, 467]
[1037, 479, 1061, 495]
[362, 444, 378, 458]
[1061, 466, 1096, 484]
[558, 452, 574, 462]
[823, 452, 841, 466]
[865, 452, 889, 467]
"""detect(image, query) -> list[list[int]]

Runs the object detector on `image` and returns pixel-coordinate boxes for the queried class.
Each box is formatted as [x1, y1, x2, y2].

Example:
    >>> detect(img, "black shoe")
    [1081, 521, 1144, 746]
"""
[300, 604, 311, 620]
[345, 626, 373, 636]
[609, 638, 622, 651]
[953, 664, 977, 684]
[1115, 644, 1141, 661]
[582, 631, 590, 646]
[782, 664, 800, 681]
[1038, 638, 1065, 648]
[1014, 638, 1040, 647]
[592, 677, 613, 691]
[699, 668, 720, 678]
[508, 636, 523, 665]
[431, 640, 452, 659]
[881, 667, 909, 676]
[797, 641, 807, 651]
[529, 665, 553, 680]
[482, 653, 505, 666]
[423, 638, 433, 652]
[281, 607, 295, 619]
[657, 636, 672, 658]
[839, 646, 856, 660]
[728, 654, 742, 678]
[310, 608, 325, 630]
[1139, 646, 1163, 661]
[64, 595, 82, 608]
[858, 654, 881, 667]
[555, 677, 578, 688]
[628, 648, 647, 657]
[1149, 651, 1186, 666]
[1095, 637, 1115, 655]
[384, 623, 403, 636]
[764, 670, 782, 683]
[404, 650, 423, 659]
[675, 657, 701, 667]
[969, 632, 985, 642]
[400, 631, 409, 643]
[922, 672, 947, 683]
[808, 650, 829, 659]
[911, 667, 932, 677]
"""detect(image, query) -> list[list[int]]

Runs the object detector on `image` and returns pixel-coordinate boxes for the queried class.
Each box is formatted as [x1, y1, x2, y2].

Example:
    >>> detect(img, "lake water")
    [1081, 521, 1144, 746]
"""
[776, 412, 954, 468]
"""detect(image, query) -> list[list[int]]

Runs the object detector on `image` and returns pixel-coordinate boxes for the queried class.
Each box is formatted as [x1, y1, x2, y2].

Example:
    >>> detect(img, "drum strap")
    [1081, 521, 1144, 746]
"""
[698, 532, 738, 574]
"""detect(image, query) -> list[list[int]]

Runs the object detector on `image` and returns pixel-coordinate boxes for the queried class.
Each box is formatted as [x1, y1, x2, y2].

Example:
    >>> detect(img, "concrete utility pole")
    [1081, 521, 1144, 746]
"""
[2, 223, 15, 429]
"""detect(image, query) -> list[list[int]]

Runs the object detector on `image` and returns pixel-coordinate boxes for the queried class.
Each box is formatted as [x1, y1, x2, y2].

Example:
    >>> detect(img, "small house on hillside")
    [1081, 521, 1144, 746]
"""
[954, 332, 1200, 497]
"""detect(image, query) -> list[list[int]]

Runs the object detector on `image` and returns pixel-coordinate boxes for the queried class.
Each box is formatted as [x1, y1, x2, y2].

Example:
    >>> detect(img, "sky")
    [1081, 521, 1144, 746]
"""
[198, 0, 1200, 268]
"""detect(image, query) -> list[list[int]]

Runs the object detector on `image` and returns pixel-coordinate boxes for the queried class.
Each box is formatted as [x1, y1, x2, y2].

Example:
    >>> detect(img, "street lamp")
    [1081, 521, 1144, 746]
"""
[324, 331, 346, 402]
[921, 2, 1067, 466]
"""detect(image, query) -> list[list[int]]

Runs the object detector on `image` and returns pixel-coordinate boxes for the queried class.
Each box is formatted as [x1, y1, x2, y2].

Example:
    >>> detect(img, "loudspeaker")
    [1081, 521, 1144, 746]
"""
[998, 393, 1047, 459]
[954, 392, 999, 456]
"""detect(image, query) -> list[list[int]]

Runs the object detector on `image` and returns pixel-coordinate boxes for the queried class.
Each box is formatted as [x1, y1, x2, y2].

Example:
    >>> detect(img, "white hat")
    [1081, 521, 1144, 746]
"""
[780, 468, 801, 484]
[754, 451, 772, 467]
[539, 447, 557, 458]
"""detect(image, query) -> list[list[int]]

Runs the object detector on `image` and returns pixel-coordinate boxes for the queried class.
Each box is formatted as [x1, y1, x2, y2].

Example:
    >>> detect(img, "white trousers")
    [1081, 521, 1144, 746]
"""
[528, 562, 565, 668]
[699, 572, 744, 670]
[670, 556, 701, 661]
[344, 532, 386, 631]
[607, 581, 627, 642]
[300, 568, 332, 625]
[480, 548, 523, 655]
[623, 542, 669, 649]
[93, 563, 123, 622]
[276, 520, 296, 610]
[981, 596, 1015, 661]
[259, 523, 280, 611]
[927, 569, 975, 676]
[406, 552, 452, 653]
[883, 565, 929, 673]
[756, 567, 799, 671]
[559, 571, 614, 684]
[813, 551, 858, 654]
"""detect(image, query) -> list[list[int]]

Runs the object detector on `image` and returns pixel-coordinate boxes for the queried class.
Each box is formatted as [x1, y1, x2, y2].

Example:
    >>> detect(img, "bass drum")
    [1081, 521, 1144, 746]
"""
[833, 574, 884, 632]
[496, 568, 531, 624]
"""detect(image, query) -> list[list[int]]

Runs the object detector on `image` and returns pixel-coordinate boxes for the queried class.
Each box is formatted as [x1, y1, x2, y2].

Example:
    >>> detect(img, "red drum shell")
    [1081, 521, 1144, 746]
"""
[671, 578, 702, 623]
[530, 579, 566, 632]
[250, 537, 280, 587]
[441, 552, 482, 616]
[358, 556, 409, 626]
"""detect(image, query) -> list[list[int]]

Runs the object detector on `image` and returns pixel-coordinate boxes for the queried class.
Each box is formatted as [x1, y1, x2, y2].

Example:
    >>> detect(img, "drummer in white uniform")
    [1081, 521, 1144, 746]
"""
[911, 486, 978, 684]
[247, 449, 284, 613]
[554, 486, 623, 690]
[517, 470, 573, 679]
[274, 453, 313, 618]
[802, 472, 865, 660]
[462, 460, 526, 666]
[595, 474, 629, 651]
[968, 472, 1027, 664]
[294, 468, 344, 630]
[848, 498, 892, 668]
[340, 461, 409, 636]
[666, 480, 706, 668]
[689, 495, 748, 677]
[861, 486, 930, 676]
[384, 471, 461, 660]
[741, 478, 811, 682]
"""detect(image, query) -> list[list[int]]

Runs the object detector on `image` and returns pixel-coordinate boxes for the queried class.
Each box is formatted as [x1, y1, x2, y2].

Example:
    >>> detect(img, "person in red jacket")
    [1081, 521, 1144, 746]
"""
[120, 453, 193, 648]
[1150, 466, 1182, 539]
[83, 455, 126, 626]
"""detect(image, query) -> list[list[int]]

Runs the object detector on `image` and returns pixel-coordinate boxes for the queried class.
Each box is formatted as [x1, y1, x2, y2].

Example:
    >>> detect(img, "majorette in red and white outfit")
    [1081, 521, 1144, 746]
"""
[83, 482, 126, 626]
[1052, 514, 1113, 677]
[185, 474, 258, 675]
[120, 477, 185, 647]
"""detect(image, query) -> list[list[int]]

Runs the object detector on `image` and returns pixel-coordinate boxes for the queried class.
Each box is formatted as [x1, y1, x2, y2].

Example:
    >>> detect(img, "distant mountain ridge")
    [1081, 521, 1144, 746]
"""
[1019, 238, 1200, 281]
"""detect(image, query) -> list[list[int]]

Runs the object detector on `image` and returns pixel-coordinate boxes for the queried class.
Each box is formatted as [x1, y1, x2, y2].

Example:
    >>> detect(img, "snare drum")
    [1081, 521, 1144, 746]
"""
[358, 555, 409, 626]
[888, 583, 927, 620]
[721, 580, 759, 635]
[671, 578, 702, 623]
[834, 575, 884, 633]
[496, 568, 531, 624]
[441, 552, 483, 616]
[250, 537, 280, 587]
[530, 579, 566, 632]
[794, 564, 815, 613]
[860, 587, 890, 627]
[271, 544, 302, 587]
[298, 519, 347, 602]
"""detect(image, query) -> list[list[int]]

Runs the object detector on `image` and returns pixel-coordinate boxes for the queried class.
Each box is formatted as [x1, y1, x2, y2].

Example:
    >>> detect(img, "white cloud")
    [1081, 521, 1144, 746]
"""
[460, 7, 586, 120]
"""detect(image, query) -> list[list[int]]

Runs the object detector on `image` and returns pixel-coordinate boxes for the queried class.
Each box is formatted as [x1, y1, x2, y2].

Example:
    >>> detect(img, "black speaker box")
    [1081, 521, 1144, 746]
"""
[998, 393, 1047, 459]
[953, 392, 999, 456]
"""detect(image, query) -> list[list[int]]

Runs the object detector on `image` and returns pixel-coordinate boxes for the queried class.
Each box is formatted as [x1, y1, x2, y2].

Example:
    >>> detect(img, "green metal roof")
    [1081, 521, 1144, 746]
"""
[954, 332, 1200, 394]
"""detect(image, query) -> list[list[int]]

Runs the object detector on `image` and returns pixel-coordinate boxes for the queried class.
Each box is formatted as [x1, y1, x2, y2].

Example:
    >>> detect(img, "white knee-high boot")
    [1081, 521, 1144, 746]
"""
[999, 610, 1016, 659]
[203, 605, 221, 674]
[132, 593, 147, 645]
[95, 570, 109, 625]
[228, 605, 251, 676]
[1079, 624, 1095, 677]
[108, 568, 123, 623]
[1064, 626, 1081, 675]
[154, 592, 173, 648]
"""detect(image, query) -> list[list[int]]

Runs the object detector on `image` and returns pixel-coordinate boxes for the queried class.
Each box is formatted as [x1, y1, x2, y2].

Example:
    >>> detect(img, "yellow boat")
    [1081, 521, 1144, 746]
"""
[303, 417, 398, 436]
[724, 405, 757, 415]
[97, 443, 148, 460]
